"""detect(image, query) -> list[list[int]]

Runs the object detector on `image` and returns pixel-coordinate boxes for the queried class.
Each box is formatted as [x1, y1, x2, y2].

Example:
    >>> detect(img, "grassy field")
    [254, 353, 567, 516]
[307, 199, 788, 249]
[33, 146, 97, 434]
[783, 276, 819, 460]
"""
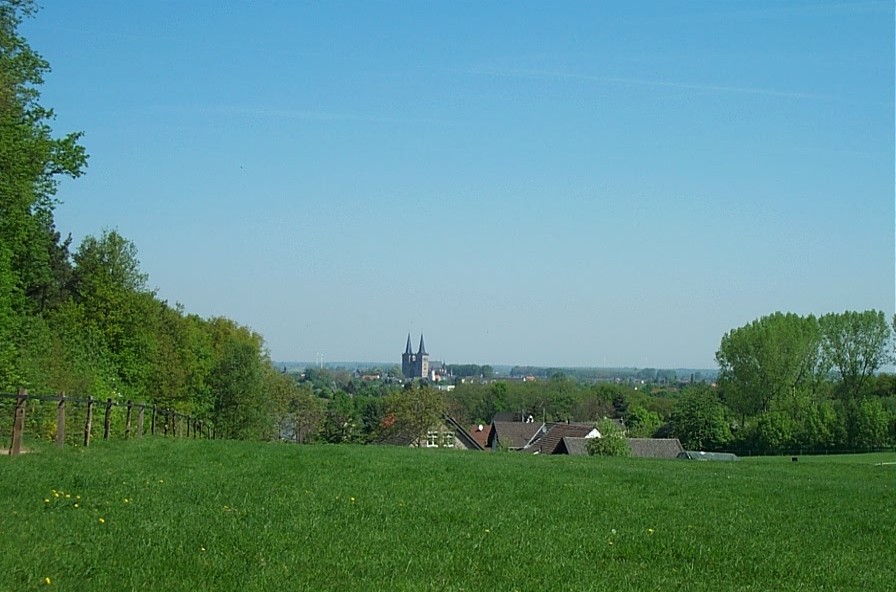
[1, 439, 893, 591]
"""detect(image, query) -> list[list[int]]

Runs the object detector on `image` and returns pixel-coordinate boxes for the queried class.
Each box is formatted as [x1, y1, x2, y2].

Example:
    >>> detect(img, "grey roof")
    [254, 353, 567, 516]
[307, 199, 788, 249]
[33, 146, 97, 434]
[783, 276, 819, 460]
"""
[559, 437, 589, 456]
[528, 424, 595, 454]
[418, 334, 427, 355]
[488, 421, 545, 449]
[627, 438, 684, 459]
[405, 334, 413, 355]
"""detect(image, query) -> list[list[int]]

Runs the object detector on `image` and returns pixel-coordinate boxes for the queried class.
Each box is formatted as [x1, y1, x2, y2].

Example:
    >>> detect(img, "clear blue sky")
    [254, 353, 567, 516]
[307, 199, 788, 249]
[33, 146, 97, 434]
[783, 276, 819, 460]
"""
[23, 1, 895, 368]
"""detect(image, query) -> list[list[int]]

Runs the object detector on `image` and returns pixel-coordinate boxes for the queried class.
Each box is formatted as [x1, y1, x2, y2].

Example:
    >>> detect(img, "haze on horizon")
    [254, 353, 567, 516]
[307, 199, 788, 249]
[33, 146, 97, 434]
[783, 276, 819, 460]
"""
[25, 1, 894, 369]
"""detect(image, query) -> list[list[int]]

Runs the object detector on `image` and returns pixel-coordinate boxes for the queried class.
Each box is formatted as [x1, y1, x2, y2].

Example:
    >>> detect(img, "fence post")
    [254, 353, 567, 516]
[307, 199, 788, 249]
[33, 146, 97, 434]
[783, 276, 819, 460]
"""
[187, 416, 192, 438]
[55, 392, 66, 448]
[84, 396, 94, 447]
[9, 389, 27, 456]
[125, 400, 133, 439]
[137, 405, 145, 438]
[163, 410, 169, 436]
[151, 406, 156, 435]
[103, 398, 113, 440]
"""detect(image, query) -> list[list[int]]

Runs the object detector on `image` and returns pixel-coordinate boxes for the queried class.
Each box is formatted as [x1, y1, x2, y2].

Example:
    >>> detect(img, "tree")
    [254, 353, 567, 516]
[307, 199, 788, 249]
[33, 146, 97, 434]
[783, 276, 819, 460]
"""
[0, 0, 87, 315]
[586, 419, 630, 457]
[716, 313, 825, 419]
[0, 0, 85, 388]
[843, 398, 891, 450]
[380, 386, 446, 446]
[670, 386, 732, 450]
[625, 405, 662, 438]
[820, 310, 893, 400]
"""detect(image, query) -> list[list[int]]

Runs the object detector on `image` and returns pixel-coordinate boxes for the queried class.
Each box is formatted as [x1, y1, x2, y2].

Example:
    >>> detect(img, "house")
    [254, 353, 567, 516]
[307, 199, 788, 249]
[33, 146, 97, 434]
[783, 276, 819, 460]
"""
[554, 436, 686, 458]
[377, 415, 483, 451]
[557, 437, 589, 456]
[486, 420, 546, 451]
[467, 423, 490, 450]
[627, 438, 684, 459]
[527, 424, 599, 454]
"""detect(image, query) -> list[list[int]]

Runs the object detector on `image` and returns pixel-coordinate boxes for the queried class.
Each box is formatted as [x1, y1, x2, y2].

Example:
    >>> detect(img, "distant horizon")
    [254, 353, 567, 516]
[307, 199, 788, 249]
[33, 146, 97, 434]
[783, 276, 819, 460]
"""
[275, 360, 720, 373]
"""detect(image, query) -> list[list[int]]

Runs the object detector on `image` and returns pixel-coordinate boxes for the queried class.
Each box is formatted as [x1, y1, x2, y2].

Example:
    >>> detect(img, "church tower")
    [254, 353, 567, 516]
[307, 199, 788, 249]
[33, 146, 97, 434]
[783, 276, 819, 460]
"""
[401, 333, 430, 379]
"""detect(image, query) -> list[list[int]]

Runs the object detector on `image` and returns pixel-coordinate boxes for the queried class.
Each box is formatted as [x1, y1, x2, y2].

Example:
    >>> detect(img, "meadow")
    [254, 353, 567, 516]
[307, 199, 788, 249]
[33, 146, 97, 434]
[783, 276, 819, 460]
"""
[1, 439, 893, 591]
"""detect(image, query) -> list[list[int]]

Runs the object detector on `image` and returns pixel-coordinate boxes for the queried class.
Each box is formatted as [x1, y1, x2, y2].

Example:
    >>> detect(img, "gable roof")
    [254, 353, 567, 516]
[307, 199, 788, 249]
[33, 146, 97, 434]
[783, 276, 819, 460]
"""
[527, 424, 597, 454]
[443, 415, 484, 451]
[558, 437, 589, 456]
[627, 438, 684, 459]
[488, 421, 545, 449]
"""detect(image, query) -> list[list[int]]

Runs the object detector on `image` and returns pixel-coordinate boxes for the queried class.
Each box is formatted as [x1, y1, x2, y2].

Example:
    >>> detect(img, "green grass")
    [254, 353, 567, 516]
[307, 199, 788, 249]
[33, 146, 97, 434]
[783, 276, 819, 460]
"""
[1, 440, 894, 591]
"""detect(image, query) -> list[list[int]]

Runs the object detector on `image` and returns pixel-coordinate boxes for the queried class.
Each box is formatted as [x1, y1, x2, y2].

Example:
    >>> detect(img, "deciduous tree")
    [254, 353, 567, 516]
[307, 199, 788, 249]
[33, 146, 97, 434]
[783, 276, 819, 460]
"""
[820, 310, 893, 400]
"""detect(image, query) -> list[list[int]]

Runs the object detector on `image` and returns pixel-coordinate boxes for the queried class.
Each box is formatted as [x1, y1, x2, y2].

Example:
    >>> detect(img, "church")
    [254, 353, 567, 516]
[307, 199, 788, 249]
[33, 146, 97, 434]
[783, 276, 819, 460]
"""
[401, 334, 429, 379]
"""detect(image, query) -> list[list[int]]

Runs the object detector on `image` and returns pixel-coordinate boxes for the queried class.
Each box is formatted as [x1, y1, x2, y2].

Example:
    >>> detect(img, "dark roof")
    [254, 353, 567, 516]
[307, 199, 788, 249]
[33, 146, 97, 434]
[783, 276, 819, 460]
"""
[467, 423, 491, 450]
[488, 421, 545, 449]
[627, 438, 684, 459]
[528, 424, 596, 454]
[404, 334, 413, 355]
[418, 334, 427, 355]
[558, 437, 589, 456]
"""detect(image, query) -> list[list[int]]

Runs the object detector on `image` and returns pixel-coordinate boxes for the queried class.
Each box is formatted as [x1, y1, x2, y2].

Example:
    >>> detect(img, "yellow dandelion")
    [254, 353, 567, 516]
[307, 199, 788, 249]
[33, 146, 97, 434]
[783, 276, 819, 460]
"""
[98, 517, 105, 524]
[485, 529, 490, 533]
[350, 497, 356, 502]
[65, 494, 70, 499]
[44, 576, 51, 585]
[53, 492, 60, 498]
[44, 499, 50, 504]
[200, 547, 206, 552]
[123, 498, 130, 503]
[76, 495, 80, 500]
[648, 528, 655, 534]
[609, 540, 614, 546]
[73, 504, 79, 509]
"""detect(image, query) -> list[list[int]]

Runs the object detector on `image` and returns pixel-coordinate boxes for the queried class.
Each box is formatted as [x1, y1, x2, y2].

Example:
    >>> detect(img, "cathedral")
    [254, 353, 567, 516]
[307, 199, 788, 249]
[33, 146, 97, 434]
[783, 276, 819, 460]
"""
[402, 334, 430, 379]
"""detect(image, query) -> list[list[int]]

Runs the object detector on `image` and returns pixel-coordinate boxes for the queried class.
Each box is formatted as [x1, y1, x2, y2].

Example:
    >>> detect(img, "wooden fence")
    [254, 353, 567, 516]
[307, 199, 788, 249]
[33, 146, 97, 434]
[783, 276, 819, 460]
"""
[1, 389, 214, 456]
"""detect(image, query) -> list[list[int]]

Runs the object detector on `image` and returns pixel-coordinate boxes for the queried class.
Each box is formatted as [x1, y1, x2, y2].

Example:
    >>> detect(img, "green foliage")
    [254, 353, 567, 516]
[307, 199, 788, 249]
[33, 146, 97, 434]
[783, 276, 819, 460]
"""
[586, 418, 630, 457]
[670, 386, 733, 450]
[844, 398, 891, 449]
[625, 405, 662, 438]
[380, 385, 447, 446]
[716, 312, 825, 418]
[820, 310, 893, 400]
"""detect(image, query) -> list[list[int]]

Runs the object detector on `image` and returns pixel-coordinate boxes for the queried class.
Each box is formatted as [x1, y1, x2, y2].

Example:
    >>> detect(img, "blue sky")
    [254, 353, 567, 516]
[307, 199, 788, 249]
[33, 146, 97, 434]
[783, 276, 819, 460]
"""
[23, 1, 894, 368]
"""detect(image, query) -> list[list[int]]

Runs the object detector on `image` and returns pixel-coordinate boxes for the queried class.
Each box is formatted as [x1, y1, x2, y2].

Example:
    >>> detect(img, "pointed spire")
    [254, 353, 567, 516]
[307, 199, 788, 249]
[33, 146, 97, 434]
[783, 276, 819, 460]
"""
[418, 334, 427, 355]
[405, 334, 413, 355]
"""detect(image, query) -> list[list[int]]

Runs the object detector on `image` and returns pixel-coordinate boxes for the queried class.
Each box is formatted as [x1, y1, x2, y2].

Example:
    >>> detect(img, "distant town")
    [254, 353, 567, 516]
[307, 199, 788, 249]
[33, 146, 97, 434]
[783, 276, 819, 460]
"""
[277, 333, 719, 387]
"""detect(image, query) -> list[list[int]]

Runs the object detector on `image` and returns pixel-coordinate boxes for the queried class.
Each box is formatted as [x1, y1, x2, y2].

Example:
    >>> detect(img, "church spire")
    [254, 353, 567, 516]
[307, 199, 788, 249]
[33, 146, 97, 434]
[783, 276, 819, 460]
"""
[405, 333, 413, 355]
[418, 334, 427, 355]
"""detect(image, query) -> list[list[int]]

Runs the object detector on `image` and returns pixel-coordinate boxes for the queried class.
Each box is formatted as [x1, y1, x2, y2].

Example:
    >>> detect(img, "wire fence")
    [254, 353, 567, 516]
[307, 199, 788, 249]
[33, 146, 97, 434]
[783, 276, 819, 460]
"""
[1, 390, 214, 455]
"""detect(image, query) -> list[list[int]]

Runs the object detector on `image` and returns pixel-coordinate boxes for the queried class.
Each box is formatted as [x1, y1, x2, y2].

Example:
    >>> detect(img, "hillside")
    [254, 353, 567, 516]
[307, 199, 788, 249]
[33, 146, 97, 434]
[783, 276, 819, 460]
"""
[1, 440, 894, 590]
